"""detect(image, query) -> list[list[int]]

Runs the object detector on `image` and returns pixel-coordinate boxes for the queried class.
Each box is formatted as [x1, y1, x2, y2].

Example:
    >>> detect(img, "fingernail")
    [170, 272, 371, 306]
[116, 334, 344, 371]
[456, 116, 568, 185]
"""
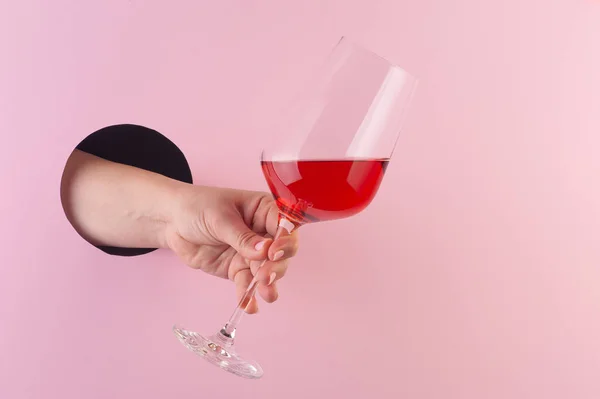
[272, 250, 284, 261]
[268, 272, 276, 285]
[254, 240, 266, 251]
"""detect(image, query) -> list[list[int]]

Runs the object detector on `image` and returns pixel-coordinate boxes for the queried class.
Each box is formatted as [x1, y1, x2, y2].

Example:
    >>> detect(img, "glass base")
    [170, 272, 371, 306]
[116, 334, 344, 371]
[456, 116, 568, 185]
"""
[173, 325, 264, 379]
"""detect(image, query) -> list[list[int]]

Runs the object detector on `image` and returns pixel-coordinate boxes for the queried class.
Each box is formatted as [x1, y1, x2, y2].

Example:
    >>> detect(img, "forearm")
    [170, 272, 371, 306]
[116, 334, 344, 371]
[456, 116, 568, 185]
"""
[60, 149, 186, 249]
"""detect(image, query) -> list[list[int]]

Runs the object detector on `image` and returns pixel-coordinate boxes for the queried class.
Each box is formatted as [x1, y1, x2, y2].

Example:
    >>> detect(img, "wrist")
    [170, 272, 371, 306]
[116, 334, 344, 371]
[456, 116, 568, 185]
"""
[152, 175, 193, 249]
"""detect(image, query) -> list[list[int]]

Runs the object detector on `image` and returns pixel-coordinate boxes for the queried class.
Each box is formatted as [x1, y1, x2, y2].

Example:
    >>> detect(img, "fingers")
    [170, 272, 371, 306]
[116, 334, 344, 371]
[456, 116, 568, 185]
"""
[257, 281, 279, 304]
[252, 230, 298, 303]
[233, 269, 259, 314]
[264, 202, 282, 237]
[233, 257, 288, 308]
[223, 193, 301, 312]
[229, 250, 289, 314]
[246, 193, 285, 238]
[220, 192, 299, 262]
[217, 215, 272, 261]
[255, 261, 286, 303]
[246, 231, 297, 283]
[268, 231, 299, 262]
[255, 259, 289, 288]
[242, 229, 298, 280]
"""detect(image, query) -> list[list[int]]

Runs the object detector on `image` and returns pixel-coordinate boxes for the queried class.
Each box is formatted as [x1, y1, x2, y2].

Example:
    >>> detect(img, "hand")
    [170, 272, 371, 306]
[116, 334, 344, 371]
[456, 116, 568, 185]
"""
[61, 150, 299, 313]
[165, 185, 300, 313]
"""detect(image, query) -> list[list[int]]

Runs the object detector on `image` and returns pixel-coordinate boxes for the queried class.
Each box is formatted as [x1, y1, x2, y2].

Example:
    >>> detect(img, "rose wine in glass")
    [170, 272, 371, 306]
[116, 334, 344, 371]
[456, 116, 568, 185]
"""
[261, 159, 389, 225]
[173, 37, 418, 379]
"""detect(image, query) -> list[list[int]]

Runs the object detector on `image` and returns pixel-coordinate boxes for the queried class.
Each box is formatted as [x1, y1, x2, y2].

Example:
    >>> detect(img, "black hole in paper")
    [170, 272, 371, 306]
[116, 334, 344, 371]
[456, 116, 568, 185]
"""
[61, 124, 193, 256]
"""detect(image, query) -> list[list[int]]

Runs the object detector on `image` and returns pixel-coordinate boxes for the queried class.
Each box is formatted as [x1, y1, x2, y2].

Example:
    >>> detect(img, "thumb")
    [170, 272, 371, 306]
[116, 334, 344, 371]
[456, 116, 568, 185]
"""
[217, 215, 270, 260]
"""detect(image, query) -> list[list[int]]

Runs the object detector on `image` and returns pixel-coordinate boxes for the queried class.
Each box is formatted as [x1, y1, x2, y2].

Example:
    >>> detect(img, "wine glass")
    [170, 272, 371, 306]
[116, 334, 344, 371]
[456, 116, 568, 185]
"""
[173, 37, 418, 379]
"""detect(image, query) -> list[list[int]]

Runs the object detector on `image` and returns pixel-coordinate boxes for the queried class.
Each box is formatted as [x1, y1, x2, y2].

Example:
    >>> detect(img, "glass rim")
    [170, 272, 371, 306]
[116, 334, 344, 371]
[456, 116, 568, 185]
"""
[335, 36, 418, 81]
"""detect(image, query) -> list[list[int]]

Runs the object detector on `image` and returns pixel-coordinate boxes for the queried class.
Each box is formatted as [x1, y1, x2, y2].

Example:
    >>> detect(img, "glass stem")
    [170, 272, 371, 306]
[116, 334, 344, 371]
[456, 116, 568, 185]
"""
[219, 216, 295, 342]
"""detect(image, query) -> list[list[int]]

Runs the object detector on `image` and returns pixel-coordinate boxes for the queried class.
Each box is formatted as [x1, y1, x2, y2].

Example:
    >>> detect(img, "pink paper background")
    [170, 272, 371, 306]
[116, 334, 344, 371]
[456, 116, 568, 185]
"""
[1, 1, 599, 398]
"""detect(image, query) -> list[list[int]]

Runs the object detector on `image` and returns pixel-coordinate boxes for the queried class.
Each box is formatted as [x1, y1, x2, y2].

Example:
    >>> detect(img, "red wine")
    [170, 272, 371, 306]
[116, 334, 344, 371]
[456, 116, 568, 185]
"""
[261, 159, 389, 226]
